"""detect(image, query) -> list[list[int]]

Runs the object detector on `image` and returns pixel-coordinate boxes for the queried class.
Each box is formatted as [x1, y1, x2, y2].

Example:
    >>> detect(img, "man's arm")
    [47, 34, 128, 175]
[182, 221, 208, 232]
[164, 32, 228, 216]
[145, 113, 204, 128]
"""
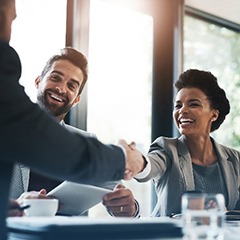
[0, 43, 126, 184]
[118, 140, 147, 180]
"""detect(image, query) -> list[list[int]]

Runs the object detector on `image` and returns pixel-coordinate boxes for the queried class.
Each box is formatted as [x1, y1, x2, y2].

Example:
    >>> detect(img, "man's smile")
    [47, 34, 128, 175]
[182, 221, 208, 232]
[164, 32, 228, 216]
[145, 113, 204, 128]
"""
[47, 91, 66, 104]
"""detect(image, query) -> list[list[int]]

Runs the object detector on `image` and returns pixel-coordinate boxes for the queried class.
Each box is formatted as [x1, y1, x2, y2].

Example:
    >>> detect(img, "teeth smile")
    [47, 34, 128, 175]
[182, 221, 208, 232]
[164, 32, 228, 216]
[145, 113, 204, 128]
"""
[179, 118, 193, 124]
[50, 94, 64, 102]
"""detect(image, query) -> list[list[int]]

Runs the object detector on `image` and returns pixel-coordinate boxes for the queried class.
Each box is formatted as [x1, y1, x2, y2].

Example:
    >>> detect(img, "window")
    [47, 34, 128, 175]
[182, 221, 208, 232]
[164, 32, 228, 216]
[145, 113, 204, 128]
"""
[87, 0, 153, 217]
[11, 0, 67, 102]
[184, 14, 240, 149]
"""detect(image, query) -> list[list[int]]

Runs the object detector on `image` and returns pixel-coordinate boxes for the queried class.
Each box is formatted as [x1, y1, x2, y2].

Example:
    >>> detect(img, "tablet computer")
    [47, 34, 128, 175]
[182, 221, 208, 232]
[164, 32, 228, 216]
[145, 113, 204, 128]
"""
[47, 181, 111, 215]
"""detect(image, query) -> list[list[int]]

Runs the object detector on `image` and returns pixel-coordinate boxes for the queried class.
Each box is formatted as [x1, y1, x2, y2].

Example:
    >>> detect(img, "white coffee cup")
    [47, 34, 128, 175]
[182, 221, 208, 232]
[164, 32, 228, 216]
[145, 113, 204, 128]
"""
[22, 199, 59, 217]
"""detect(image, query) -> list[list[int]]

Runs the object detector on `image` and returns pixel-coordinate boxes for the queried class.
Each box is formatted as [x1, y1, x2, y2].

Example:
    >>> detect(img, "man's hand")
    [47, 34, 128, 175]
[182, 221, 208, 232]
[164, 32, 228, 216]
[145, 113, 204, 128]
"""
[118, 139, 146, 180]
[102, 184, 137, 217]
[8, 199, 24, 217]
[17, 189, 49, 205]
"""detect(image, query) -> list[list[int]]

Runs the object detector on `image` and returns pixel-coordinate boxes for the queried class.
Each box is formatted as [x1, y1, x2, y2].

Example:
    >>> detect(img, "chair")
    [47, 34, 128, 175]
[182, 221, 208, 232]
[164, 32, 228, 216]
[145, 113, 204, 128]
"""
[0, 161, 14, 240]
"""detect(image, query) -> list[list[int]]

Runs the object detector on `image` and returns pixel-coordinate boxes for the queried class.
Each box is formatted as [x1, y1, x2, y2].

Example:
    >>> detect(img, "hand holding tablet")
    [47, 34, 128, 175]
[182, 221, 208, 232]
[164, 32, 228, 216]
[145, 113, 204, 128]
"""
[47, 181, 111, 216]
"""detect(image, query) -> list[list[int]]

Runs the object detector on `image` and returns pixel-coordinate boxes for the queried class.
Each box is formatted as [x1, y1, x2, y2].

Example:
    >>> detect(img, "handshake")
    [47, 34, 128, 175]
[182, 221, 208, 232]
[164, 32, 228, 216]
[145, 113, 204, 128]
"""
[118, 139, 147, 180]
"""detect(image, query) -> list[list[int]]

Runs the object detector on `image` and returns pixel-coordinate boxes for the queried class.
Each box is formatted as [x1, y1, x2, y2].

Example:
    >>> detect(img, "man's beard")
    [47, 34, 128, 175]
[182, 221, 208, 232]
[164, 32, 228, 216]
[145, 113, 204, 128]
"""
[37, 92, 73, 118]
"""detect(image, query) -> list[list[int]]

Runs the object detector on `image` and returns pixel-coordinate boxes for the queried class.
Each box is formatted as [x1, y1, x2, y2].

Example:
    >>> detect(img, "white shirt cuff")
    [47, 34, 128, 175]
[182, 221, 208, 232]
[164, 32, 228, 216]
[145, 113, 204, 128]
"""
[133, 199, 141, 218]
[135, 155, 151, 179]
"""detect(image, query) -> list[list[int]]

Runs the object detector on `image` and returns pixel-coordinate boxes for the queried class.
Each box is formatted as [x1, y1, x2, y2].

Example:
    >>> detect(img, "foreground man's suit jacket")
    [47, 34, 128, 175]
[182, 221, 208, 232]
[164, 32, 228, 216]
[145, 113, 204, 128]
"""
[0, 40, 125, 184]
[0, 39, 125, 239]
[10, 124, 117, 199]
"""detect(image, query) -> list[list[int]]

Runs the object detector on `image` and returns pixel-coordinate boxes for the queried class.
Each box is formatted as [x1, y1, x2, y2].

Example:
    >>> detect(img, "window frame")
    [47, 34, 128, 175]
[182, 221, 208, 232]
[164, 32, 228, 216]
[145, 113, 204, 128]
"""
[67, 0, 183, 213]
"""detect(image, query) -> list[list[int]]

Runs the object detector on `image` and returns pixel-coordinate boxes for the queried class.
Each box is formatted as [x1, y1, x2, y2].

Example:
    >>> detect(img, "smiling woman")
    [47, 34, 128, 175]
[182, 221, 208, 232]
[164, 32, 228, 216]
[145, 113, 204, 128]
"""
[183, 12, 240, 150]
[173, 88, 219, 136]
[135, 69, 240, 217]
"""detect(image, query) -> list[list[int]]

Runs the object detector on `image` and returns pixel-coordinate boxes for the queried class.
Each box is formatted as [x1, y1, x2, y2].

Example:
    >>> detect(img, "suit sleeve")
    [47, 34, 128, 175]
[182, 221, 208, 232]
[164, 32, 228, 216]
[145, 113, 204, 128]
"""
[0, 42, 125, 185]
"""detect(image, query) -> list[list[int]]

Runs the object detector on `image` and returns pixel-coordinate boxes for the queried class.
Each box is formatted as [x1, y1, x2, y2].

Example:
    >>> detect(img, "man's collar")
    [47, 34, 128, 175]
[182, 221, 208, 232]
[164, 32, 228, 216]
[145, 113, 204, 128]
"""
[59, 120, 65, 126]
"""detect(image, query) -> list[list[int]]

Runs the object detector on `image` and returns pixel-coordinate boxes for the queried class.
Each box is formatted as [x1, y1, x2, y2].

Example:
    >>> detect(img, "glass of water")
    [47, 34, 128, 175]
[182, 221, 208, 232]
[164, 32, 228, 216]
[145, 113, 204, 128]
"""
[182, 193, 225, 240]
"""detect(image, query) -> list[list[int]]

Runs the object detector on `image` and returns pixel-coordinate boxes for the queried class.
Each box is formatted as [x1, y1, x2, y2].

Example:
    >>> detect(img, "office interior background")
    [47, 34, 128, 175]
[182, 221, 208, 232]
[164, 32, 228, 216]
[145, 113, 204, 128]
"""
[11, 0, 240, 217]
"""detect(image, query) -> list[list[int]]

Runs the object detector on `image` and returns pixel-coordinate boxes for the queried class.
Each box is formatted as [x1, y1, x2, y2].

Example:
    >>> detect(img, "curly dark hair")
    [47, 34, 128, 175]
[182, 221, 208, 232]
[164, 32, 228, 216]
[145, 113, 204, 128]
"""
[174, 69, 230, 132]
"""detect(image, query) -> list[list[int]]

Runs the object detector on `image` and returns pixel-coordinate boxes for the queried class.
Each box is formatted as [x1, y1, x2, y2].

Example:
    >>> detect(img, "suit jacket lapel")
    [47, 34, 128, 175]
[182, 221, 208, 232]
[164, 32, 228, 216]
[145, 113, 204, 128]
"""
[213, 139, 238, 209]
[177, 136, 237, 209]
[177, 136, 195, 191]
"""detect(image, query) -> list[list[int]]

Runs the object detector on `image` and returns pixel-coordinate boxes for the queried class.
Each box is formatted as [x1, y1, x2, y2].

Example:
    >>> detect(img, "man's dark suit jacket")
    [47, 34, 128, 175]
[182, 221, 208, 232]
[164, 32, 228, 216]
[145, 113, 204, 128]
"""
[0, 40, 125, 183]
[0, 40, 125, 238]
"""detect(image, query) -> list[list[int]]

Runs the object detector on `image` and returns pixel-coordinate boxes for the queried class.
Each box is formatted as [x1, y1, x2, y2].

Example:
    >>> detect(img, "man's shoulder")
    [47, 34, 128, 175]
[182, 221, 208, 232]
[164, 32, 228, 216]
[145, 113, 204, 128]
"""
[151, 136, 178, 148]
[64, 124, 96, 138]
[213, 138, 240, 159]
[0, 40, 10, 51]
[0, 41, 19, 61]
[0, 41, 21, 74]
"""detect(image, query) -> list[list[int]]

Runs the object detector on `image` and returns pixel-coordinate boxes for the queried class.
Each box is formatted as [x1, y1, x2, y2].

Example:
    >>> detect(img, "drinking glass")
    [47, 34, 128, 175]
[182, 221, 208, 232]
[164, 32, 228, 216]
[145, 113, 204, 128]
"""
[182, 193, 225, 240]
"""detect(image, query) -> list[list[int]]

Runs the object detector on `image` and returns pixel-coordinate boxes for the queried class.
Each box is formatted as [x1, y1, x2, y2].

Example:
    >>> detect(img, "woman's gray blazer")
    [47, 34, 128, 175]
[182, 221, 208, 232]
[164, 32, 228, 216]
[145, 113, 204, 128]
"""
[137, 135, 240, 216]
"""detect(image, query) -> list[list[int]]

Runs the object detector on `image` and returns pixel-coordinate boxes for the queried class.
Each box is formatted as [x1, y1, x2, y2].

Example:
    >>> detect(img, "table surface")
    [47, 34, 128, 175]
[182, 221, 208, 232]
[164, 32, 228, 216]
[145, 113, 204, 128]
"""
[6, 216, 240, 240]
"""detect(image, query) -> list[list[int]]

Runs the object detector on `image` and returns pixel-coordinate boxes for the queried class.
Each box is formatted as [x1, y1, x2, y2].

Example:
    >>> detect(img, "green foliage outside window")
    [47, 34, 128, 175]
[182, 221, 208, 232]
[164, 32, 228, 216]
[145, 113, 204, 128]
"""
[184, 15, 240, 150]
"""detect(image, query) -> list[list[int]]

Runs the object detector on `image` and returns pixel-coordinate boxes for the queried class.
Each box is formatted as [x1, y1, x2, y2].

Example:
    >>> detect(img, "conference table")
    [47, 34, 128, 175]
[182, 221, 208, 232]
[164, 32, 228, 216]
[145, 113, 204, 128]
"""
[6, 216, 240, 240]
[7, 216, 181, 240]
